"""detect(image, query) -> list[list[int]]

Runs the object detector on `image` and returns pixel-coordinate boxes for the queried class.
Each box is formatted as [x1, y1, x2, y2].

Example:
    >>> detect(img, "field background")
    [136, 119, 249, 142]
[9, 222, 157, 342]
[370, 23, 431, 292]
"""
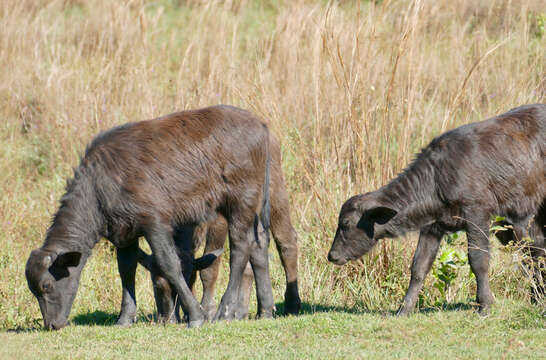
[0, 0, 544, 358]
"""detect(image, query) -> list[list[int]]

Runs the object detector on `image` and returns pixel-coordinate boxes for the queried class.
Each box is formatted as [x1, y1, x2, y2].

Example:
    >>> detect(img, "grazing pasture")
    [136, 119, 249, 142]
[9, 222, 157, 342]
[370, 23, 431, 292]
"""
[0, 0, 544, 357]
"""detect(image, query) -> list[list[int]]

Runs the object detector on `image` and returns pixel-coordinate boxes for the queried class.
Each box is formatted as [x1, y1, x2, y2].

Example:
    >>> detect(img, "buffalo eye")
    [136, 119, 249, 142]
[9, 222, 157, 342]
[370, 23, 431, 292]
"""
[341, 218, 353, 230]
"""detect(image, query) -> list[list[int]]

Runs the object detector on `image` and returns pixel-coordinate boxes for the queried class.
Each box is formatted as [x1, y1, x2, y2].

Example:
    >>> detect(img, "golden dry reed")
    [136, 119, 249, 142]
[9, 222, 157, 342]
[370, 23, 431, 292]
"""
[0, 0, 544, 328]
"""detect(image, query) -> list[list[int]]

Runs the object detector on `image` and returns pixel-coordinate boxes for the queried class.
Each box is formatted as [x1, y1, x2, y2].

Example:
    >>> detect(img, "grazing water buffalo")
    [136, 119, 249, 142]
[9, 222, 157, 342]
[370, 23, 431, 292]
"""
[328, 104, 545, 315]
[26, 105, 276, 329]
[139, 135, 301, 322]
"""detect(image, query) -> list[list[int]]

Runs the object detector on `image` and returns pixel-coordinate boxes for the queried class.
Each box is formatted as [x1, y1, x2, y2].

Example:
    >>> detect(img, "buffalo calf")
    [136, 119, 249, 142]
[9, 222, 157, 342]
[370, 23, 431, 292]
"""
[26, 105, 275, 329]
[328, 104, 545, 315]
[143, 134, 301, 321]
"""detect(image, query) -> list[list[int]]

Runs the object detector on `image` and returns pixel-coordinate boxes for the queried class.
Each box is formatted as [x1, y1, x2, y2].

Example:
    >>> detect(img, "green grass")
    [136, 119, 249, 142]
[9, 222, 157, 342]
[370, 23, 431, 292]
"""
[1, 300, 544, 359]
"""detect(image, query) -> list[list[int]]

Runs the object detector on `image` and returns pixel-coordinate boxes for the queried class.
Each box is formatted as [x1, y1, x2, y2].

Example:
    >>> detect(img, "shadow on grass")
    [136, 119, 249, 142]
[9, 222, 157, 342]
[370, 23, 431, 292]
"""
[72, 311, 155, 326]
[417, 302, 474, 313]
[4, 311, 157, 333]
[5, 302, 476, 333]
[5, 320, 43, 334]
[274, 301, 475, 317]
[71, 310, 119, 326]
[273, 301, 387, 317]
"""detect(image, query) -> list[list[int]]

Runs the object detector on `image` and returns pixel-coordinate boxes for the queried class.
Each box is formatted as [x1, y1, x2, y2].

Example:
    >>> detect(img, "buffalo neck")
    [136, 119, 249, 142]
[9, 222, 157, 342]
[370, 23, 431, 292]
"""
[43, 167, 103, 256]
[376, 153, 444, 237]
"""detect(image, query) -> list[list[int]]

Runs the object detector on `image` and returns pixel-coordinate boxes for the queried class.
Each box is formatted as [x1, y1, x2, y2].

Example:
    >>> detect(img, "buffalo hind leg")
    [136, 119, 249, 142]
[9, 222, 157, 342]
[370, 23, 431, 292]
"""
[215, 213, 267, 321]
[197, 214, 253, 321]
[397, 225, 442, 316]
[235, 262, 254, 319]
[270, 197, 301, 315]
[249, 220, 275, 318]
[116, 241, 139, 326]
[214, 220, 252, 321]
[145, 225, 205, 327]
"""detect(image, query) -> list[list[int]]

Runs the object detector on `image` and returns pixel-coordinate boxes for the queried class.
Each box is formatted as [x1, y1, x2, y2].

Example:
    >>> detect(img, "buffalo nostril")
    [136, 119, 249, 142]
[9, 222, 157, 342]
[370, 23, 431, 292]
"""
[328, 251, 347, 265]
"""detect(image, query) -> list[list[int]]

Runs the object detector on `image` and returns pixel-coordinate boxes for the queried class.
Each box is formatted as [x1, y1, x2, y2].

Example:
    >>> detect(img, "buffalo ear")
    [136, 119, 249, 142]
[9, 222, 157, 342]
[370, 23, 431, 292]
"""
[365, 206, 398, 225]
[357, 206, 397, 239]
[54, 252, 82, 268]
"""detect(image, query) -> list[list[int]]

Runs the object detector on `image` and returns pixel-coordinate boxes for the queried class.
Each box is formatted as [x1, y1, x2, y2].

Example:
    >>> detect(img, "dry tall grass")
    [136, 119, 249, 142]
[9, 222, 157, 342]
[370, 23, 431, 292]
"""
[0, 0, 544, 328]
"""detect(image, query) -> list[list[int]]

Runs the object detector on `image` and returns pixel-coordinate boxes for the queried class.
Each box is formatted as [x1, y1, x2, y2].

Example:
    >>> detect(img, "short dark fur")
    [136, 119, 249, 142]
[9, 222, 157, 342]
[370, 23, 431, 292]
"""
[141, 134, 301, 321]
[26, 105, 279, 329]
[328, 104, 546, 315]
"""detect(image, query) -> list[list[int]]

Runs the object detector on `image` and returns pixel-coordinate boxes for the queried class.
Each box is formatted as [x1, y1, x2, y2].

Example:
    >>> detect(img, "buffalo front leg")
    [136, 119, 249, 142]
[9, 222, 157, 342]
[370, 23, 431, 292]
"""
[145, 226, 205, 327]
[466, 218, 495, 315]
[116, 241, 139, 326]
[397, 225, 442, 316]
[173, 225, 195, 323]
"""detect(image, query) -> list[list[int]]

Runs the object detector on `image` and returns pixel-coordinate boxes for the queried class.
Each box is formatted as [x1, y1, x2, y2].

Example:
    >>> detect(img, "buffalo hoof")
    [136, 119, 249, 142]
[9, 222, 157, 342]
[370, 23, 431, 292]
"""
[256, 311, 274, 320]
[116, 316, 135, 326]
[256, 304, 276, 319]
[202, 303, 217, 322]
[158, 315, 178, 324]
[284, 294, 301, 316]
[234, 303, 249, 320]
[396, 303, 416, 316]
[284, 284, 301, 316]
[214, 303, 236, 322]
[187, 319, 205, 328]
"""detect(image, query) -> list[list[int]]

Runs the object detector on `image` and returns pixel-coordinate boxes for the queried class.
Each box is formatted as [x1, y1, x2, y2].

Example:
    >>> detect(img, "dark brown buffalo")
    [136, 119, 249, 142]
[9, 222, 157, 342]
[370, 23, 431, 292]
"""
[26, 105, 276, 329]
[139, 135, 301, 322]
[328, 104, 545, 315]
